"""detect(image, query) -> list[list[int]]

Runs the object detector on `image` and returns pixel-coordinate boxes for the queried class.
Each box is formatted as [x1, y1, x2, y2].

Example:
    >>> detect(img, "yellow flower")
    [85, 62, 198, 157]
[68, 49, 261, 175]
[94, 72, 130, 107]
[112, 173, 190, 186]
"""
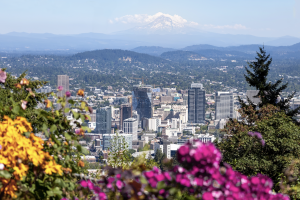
[15, 83, 21, 89]
[44, 99, 51, 108]
[62, 167, 72, 174]
[44, 160, 62, 175]
[1, 179, 17, 198]
[77, 89, 85, 97]
[0, 116, 63, 197]
[20, 78, 29, 85]
[78, 160, 85, 167]
[13, 164, 29, 180]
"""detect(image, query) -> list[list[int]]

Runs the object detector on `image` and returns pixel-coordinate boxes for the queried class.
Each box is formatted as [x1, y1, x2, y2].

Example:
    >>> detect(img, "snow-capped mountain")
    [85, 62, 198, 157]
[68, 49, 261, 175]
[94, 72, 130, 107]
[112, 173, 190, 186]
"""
[114, 13, 202, 35]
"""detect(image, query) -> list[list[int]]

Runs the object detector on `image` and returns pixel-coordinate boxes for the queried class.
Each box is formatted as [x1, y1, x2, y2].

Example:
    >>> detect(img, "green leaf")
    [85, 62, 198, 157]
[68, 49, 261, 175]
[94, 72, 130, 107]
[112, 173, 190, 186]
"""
[81, 101, 86, 109]
[169, 188, 177, 195]
[55, 110, 60, 116]
[80, 114, 85, 122]
[76, 145, 82, 152]
[54, 178, 64, 187]
[68, 99, 75, 105]
[46, 187, 62, 197]
[50, 125, 57, 133]
[140, 176, 148, 184]
[81, 147, 89, 155]
[156, 181, 166, 190]
[28, 184, 36, 193]
[12, 105, 20, 115]
[0, 170, 12, 179]
[72, 110, 79, 119]
[64, 132, 71, 140]
[82, 126, 91, 133]
[86, 115, 91, 121]
[64, 108, 70, 113]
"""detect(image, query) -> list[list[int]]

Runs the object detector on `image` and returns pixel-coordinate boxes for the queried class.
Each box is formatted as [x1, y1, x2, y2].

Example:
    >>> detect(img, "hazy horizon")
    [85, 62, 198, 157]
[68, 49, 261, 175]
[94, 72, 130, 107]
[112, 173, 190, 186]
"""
[1, 0, 300, 38]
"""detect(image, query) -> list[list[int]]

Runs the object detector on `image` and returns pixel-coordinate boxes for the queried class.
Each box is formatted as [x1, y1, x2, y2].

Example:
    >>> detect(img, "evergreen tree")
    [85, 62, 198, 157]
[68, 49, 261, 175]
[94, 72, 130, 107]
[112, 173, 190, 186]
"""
[154, 149, 166, 170]
[241, 47, 299, 116]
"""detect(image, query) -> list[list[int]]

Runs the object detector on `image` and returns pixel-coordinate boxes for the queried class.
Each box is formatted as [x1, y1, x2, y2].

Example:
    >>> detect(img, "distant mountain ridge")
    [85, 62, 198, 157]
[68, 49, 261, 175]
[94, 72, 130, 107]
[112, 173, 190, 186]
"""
[74, 49, 169, 64]
[1, 29, 300, 52]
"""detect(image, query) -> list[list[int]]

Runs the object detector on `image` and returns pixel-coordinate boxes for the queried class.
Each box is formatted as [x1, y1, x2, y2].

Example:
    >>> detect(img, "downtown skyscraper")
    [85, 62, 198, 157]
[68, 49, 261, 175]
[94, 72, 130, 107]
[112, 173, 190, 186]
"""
[132, 85, 152, 121]
[188, 83, 206, 124]
[94, 106, 112, 135]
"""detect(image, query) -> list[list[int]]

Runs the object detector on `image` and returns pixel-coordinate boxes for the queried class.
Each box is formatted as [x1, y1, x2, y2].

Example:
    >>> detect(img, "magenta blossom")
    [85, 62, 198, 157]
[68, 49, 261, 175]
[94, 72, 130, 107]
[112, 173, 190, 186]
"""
[116, 180, 124, 190]
[0, 70, 7, 83]
[65, 91, 71, 97]
[248, 132, 265, 146]
[58, 86, 63, 91]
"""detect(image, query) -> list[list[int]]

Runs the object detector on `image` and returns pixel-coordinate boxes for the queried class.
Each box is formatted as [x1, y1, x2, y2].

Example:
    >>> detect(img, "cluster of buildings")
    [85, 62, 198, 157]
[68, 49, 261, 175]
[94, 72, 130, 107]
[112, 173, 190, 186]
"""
[39, 75, 300, 163]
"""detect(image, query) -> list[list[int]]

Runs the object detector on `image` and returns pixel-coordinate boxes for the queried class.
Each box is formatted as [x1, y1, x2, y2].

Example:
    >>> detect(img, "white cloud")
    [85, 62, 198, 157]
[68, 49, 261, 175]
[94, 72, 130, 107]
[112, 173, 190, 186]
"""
[111, 12, 198, 26]
[203, 24, 248, 30]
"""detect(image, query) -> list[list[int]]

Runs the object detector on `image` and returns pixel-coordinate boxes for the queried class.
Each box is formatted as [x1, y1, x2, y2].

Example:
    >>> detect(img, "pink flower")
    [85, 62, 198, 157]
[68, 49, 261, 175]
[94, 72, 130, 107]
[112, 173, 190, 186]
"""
[75, 129, 80, 135]
[58, 86, 63, 91]
[116, 180, 123, 190]
[0, 70, 7, 83]
[203, 192, 214, 200]
[79, 180, 88, 187]
[144, 171, 154, 178]
[178, 145, 189, 156]
[65, 91, 71, 97]
[21, 100, 28, 110]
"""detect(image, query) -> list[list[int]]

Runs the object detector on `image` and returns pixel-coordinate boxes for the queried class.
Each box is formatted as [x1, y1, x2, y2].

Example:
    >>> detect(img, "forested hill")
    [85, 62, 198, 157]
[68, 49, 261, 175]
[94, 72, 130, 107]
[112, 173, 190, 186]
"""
[73, 49, 170, 64]
[160, 50, 206, 62]
[131, 46, 176, 56]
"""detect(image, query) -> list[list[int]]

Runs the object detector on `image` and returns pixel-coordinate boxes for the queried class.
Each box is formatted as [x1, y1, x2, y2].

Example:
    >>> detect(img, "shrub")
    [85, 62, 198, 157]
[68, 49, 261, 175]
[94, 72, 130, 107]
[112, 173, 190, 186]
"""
[0, 70, 91, 199]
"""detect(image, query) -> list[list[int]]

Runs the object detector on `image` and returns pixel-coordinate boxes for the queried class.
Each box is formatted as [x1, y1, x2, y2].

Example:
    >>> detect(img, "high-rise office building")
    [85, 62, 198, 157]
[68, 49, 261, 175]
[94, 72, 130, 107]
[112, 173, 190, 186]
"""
[57, 75, 69, 97]
[123, 118, 138, 140]
[215, 92, 234, 120]
[132, 85, 152, 120]
[119, 104, 132, 130]
[94, 106, 112, 135]
[188, 83, 206, 124]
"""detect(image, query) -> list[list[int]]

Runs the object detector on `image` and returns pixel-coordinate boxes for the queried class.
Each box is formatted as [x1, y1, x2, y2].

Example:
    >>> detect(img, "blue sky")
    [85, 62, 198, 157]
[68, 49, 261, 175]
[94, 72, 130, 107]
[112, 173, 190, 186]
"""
[0, 0, 299, 37]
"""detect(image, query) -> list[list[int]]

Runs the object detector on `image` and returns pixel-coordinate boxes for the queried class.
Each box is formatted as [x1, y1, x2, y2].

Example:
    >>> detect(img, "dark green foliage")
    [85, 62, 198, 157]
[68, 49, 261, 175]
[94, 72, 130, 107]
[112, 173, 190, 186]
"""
[154, 149, 166, 171]
[242, 47, 299, 116]
[216, 105, 300, 191]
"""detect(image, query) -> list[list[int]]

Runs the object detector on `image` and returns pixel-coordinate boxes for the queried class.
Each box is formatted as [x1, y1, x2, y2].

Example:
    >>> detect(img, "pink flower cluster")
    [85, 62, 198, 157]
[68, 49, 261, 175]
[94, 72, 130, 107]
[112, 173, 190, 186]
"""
[142, 140, 289, 200]
[61, 140, 289, 200]
[248, 131, 265, 146]
[80, 180, 107, 200]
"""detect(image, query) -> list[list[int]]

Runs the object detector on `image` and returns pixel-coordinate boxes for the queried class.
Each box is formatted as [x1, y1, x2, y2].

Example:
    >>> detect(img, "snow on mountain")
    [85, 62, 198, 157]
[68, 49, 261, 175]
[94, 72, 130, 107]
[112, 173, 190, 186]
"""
[113, 12, 202, 35]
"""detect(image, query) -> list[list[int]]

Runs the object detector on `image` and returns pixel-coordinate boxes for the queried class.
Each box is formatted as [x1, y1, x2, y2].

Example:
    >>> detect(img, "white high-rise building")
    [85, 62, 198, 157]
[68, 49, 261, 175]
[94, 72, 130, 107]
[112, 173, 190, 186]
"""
[148, 117, 161, 132]
[123, 118, 138, 140]
[215, 92, 234, 120]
